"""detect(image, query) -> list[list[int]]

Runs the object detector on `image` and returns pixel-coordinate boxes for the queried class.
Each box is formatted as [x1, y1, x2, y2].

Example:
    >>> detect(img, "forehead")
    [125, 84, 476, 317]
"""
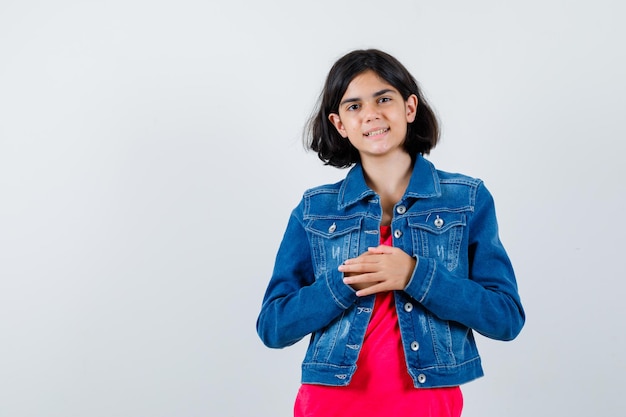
[342, 70, 398, 98]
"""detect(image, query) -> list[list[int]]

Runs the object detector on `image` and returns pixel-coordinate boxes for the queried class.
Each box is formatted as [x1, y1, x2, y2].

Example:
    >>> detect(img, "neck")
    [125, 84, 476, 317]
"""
[361, 153, 413, 223]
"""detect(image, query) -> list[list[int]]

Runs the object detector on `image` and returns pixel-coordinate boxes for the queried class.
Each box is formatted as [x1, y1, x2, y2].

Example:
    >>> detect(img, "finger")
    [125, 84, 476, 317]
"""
[342, 272, 380, 285]
[367, 245, 396, 255]
[349, 281, 377, 291]
[342, 250, 379, 264]
[338, 260, 381, 274]
[355, 282, 388, 297]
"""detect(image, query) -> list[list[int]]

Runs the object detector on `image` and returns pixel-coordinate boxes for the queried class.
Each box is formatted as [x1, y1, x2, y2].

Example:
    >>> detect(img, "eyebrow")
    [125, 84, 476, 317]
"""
[339, 88, 396, 107]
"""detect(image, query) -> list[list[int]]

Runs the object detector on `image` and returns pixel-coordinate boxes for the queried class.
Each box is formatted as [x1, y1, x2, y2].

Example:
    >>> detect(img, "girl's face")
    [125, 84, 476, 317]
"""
[328, 70, 417, 163]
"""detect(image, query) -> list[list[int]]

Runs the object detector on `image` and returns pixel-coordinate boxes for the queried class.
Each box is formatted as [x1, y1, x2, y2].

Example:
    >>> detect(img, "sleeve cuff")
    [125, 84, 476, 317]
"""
[404, 255, 437, 303]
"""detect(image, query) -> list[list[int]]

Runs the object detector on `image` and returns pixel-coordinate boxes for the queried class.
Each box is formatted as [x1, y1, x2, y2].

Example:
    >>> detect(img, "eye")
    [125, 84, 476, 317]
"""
[346, 103, 360, 111]
[378, 97, 392, 104]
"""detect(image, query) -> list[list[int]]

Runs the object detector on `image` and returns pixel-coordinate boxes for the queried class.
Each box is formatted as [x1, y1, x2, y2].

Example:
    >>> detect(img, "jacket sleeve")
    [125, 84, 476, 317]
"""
[403, 182, 525, 341]
[256, 201, 358, 349]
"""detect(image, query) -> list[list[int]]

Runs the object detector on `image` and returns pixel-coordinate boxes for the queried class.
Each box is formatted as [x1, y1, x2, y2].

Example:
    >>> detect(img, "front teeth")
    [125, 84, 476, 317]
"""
[365, 128, 388, 136]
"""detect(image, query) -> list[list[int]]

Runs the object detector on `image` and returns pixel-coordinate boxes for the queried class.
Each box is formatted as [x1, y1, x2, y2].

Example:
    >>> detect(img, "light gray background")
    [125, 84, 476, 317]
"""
[1, 1, 624, 416]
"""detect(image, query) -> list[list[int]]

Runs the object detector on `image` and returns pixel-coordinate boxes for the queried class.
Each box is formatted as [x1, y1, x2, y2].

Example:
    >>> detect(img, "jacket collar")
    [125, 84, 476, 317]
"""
[338, 154, 441, 209]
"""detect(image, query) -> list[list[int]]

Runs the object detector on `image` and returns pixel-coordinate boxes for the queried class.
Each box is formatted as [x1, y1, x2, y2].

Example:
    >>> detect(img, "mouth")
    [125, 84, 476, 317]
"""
[364, 128, 389, 137]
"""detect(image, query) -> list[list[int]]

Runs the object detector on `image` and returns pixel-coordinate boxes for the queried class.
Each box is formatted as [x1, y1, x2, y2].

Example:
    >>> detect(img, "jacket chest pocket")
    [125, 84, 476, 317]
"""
[306, 218, 362, 275]
[409, 211, 466, 271]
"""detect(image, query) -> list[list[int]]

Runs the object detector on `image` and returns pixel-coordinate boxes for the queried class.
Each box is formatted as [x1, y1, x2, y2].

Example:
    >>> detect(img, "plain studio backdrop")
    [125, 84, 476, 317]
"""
[1, 1, 624, 416]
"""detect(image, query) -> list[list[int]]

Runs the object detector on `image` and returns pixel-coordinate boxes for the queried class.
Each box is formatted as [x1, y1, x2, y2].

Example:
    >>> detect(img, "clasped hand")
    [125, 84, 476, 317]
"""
[338, 246, 416, 297]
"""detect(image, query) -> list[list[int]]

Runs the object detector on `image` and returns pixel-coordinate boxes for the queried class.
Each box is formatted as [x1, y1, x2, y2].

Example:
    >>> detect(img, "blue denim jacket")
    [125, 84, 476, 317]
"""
[257, 155, 524, 388]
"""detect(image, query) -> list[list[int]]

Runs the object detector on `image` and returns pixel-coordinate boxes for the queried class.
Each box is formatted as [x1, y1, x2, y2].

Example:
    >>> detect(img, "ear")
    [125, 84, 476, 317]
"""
[328, 113, 348, 138]
[405, 94, 418, 123]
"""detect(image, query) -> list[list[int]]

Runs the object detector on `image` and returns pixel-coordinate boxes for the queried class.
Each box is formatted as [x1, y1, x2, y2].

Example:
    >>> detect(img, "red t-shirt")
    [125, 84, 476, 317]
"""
[294, 226, 462, 417]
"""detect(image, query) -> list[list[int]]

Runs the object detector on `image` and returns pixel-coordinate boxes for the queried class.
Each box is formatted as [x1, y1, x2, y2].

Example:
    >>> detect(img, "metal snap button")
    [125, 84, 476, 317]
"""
[411, 341, 420, 351]
[434, 215, 444, 228]
[417, 374, 427, 384]
[328, 222, 336, 233]
[404, 302, 413, 312]
[396, 205, 407, 214]
[393, 229, 402, 239]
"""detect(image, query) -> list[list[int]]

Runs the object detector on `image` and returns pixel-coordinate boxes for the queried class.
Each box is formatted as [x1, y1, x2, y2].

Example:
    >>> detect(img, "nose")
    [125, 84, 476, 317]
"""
[362, 101, 380, 122]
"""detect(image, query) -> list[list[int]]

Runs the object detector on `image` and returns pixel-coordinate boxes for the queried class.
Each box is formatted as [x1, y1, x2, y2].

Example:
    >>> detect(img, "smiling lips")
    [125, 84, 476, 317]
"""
[364, 128, 389, 137]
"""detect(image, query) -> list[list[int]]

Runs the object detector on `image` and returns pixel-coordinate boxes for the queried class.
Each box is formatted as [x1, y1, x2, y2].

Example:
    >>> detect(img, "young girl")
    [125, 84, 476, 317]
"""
[256, 49, 525, 416]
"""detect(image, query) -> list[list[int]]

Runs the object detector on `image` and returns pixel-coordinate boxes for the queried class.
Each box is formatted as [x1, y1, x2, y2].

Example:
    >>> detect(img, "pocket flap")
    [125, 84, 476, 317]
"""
[408, 211, 466, 234]
[306, 217, 362, 238]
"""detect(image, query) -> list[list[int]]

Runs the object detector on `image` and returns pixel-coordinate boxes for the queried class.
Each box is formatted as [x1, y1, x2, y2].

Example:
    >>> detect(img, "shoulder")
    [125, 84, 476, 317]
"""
[436, 168, 483, 188]
[303, 178, 345, 197]
[431, 166, 490, 209]
[289, 178, 346, 220]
